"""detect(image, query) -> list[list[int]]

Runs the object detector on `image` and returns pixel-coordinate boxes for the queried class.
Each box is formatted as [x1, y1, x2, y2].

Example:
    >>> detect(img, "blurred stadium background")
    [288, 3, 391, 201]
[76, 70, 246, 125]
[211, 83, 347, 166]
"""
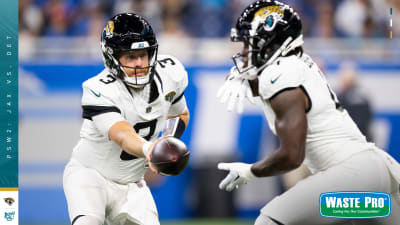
[19, 0, 400, 224]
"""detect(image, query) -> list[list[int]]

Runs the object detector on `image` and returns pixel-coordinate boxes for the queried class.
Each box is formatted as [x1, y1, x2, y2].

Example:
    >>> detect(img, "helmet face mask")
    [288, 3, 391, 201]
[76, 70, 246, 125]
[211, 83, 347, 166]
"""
[232, 43, 259, 79]
[101, 13, 159, 88]
[117, 45, 158, 88]
[231, 0, 303, 79]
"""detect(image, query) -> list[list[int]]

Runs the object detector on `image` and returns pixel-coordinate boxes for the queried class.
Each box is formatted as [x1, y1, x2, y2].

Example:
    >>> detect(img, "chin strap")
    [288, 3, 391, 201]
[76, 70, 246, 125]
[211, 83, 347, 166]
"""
[281, 34, 304, 56]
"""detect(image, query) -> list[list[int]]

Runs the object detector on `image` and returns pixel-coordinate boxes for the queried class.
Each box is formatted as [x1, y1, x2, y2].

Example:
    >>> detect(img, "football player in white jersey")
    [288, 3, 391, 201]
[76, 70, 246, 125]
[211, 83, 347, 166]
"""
[216, 1, 400, 225]
[63, 13, 189, 225]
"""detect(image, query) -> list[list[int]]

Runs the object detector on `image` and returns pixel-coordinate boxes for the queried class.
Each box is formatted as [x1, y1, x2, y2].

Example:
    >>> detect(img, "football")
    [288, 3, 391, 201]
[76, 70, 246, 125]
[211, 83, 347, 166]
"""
[150, 136, 190, 176]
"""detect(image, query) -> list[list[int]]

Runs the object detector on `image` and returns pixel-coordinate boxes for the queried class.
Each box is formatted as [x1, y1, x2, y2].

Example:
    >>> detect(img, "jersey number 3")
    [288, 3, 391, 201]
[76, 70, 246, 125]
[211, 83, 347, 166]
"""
[120, 119, 158, 161]
[158, 57, 175, 68]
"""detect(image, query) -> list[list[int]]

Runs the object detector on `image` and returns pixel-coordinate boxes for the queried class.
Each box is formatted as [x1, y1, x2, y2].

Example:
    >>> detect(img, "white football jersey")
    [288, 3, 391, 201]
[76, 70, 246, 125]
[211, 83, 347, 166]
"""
[71, 54, 188, 184]
[258, 53, 371, 173]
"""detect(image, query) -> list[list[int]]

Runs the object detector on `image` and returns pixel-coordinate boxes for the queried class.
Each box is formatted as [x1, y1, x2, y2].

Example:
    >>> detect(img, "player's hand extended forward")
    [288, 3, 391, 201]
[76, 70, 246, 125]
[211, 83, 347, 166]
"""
[218, 162, 257, 192]
[217, 67, 255, 114]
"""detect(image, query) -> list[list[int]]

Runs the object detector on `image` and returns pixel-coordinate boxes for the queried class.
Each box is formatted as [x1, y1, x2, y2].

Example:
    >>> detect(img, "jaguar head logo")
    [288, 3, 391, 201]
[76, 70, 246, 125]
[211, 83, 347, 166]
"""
[4, 197, 14, 206]
[165, 91, 176, 102]
[105, 20, 115, 36]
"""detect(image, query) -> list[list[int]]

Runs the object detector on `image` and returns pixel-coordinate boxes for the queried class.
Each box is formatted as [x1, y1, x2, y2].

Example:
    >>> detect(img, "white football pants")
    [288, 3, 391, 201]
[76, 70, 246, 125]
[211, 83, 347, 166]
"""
[63, 159, 160, 225]
[258, 149, 400, 225]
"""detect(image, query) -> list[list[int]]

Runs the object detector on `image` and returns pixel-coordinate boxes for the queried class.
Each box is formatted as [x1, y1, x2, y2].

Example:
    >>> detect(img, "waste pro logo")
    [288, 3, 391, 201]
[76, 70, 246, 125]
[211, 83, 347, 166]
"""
[320, 192, 390, 219]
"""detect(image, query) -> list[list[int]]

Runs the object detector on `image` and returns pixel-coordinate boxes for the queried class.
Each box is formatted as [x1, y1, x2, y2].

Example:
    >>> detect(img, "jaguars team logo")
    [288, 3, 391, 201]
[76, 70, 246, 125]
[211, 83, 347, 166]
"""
[253, 6, 284, 32]
[4, 211, 15, 221]
[4, 197, 14, 206]
[105, 20, 115, 36]
[254, 5, 284, 19]
[165, 91, 176, 102]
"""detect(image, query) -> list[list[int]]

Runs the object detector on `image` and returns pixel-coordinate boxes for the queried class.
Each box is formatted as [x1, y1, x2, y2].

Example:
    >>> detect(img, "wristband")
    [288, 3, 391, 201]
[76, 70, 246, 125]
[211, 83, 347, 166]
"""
[142, 141, 152, 157]
[162, 117, 186, 138]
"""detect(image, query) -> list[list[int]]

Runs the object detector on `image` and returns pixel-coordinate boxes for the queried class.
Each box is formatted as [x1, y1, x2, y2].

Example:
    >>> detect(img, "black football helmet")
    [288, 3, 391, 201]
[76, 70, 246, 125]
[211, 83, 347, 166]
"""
[101, 13, 158, 88]
[231, 0, 303, 79]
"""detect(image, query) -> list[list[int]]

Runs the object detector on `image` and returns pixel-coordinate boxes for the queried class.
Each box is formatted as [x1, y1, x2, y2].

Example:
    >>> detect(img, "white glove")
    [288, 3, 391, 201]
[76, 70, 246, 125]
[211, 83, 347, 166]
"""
[218, 162, 257, 192]
[216, 67, 255, 114]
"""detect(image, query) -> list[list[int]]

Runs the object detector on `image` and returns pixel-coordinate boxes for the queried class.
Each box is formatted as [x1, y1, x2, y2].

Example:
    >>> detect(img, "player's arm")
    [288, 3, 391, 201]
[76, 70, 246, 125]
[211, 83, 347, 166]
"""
[108, 120, 149, 158]
[251, 87, 308, 177]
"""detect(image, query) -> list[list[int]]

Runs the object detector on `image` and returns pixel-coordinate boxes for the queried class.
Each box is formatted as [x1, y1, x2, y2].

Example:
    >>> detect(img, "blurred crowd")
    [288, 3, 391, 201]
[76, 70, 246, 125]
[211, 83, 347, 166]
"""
[19, 0, 396, 39]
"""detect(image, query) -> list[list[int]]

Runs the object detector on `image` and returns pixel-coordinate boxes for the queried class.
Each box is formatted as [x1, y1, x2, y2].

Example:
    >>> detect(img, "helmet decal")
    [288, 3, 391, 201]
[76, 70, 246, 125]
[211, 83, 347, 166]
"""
[131, 41, 149, 49]
[253, 6, 284, 19]
[105, 21, 114, 36]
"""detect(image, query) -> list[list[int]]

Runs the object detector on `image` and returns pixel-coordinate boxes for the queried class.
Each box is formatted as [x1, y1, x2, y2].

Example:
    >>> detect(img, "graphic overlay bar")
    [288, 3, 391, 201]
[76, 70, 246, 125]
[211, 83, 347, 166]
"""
[390, 8, 393, 39]
[0, 0, 18, 224]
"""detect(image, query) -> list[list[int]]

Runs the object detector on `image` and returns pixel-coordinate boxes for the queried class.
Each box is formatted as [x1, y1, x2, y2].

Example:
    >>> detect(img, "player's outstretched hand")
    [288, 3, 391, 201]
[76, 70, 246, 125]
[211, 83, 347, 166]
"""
[216, 67, 255, 114]
[217, 162, 257, 192]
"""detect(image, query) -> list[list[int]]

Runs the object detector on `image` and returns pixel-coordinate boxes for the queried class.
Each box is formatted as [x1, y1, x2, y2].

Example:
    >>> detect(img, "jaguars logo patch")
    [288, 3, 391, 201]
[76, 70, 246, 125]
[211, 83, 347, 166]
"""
[105, 20, 115, 36]
[165, 91, 176, 102]
[4, 197, 14, 206]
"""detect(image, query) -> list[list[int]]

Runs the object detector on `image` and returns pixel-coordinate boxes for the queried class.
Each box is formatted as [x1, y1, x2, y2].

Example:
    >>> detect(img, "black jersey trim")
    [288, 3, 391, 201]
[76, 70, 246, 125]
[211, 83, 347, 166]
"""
[268, 216, 285, 225]
[123, 82, 133, 97]
[174, 118, 187, 138]
[82, 105, 121, 120]
[172, 92, 185, 104]
[299, 85, 312, 113]
[154, 71, 163, 92]
[120, 150, 138, 160]
[72, 215, 85, 225]
[269, 86, 311, 113]
[268, 87, 298, 101]
[149, 80, 159, 104]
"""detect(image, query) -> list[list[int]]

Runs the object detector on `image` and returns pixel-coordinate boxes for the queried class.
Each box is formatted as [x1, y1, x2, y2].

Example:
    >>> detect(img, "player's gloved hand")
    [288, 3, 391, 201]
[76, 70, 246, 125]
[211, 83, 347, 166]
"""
[217, 67, 255, 114]
[218, 162, 257, 192]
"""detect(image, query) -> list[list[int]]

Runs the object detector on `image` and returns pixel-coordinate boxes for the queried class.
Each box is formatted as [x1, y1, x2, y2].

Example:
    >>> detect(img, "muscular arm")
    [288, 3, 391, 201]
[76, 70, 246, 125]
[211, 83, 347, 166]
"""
[251, 87, 308, 177]
[108, 121, 148, 158]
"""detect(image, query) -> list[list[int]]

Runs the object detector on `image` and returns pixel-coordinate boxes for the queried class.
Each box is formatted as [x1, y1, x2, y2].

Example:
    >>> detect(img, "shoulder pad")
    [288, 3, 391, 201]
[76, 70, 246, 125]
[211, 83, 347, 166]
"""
[156, 54, 188, 95]
[82, 69, 120, 107]
[258, 56, 305, 99]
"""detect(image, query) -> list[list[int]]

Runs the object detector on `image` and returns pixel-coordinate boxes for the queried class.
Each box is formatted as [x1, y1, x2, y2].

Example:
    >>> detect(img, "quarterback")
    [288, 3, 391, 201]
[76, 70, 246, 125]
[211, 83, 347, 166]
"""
[217, 1, 400, 225]
[63, 13, 189, 225]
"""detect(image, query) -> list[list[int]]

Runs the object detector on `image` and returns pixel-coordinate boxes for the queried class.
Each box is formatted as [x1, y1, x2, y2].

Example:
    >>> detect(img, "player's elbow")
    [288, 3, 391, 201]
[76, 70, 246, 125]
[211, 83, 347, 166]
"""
[179, 108, 190, 126]
[281, 147, 305, 170]
[288, 154, 304, 169]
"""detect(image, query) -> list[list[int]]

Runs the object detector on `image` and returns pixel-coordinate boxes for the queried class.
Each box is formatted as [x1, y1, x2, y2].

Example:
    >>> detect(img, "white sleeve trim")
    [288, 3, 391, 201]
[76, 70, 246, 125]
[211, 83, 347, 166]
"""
[168, 96, 187, 117]
[92, 112, 126, 138]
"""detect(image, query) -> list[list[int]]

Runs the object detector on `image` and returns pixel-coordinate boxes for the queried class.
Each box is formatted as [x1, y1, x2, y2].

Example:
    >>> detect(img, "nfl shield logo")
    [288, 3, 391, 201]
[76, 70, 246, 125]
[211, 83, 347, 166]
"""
[146, 106, 152, 113]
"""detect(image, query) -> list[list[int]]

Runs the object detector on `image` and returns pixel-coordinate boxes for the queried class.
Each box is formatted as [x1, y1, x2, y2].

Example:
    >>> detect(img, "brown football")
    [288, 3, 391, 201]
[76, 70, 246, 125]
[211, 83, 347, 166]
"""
[150, 136, 190, 176]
